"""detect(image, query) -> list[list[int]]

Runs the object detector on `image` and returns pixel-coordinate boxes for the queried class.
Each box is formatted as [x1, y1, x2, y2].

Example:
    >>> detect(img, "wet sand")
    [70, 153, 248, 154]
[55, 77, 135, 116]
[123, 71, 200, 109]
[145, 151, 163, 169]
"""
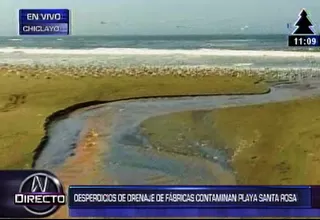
[49, 106, 115, 218]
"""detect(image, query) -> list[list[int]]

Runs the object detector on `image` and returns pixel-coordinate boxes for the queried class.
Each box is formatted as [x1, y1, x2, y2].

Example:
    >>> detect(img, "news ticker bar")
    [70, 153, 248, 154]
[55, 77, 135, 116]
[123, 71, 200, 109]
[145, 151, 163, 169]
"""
[2, 170, 320, 218]
[19, 9, 70, 35]
[69, 208, 320, 218]
[68, 185, 320, 217]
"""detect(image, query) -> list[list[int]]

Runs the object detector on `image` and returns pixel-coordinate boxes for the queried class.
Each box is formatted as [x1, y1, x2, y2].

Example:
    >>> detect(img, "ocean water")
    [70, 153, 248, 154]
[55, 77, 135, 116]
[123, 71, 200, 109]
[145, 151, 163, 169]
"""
[0, 34, 319, 69]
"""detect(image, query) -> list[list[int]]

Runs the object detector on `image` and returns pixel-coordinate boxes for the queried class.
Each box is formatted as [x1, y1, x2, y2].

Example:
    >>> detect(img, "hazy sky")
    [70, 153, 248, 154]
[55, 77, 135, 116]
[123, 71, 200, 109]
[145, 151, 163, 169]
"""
[1, 0, 320, 35]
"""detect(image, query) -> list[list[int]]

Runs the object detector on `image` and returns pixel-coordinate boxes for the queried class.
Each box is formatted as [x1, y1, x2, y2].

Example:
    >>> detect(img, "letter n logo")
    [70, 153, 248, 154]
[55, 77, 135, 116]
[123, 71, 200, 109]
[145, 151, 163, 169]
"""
[31, 175, 48, 192]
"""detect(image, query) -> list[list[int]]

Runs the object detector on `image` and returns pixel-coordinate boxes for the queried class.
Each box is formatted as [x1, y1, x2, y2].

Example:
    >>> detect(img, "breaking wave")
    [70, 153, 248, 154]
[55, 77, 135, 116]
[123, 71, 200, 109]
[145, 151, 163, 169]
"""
[0, 47, 319, 58]
[7, 39, 23, 41]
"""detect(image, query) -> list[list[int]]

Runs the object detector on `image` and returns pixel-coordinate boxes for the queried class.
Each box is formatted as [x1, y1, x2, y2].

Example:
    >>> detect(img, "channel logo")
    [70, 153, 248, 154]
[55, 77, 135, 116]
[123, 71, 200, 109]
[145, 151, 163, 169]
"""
[14, 172, 66, 216]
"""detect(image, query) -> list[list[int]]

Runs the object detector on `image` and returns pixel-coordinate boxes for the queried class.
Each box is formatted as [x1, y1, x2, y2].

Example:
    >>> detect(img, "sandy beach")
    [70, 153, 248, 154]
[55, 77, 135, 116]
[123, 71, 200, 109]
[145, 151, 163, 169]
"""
[0, 63, 319, 218]
[1, 63, 320, 81]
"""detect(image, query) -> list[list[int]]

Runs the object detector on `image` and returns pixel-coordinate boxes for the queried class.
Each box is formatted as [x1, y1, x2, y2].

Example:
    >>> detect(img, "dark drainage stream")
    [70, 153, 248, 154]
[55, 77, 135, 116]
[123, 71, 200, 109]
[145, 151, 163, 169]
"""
[33, 79, 320, 185]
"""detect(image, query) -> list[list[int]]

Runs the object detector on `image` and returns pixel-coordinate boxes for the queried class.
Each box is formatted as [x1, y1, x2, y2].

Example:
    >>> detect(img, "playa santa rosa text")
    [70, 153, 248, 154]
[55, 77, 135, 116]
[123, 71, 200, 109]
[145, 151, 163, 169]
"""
[73, 192, 298, 204]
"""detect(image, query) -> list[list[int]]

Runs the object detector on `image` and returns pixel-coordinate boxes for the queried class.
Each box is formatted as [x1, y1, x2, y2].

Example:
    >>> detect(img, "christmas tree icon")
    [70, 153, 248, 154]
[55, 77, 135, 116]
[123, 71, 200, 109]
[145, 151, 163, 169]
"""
[292, 9, 316, 35]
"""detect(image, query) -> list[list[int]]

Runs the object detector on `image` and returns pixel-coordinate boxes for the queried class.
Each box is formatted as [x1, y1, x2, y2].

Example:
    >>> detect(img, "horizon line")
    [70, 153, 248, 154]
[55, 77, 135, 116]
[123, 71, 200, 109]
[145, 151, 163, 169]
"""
[0, 33, 289, 37]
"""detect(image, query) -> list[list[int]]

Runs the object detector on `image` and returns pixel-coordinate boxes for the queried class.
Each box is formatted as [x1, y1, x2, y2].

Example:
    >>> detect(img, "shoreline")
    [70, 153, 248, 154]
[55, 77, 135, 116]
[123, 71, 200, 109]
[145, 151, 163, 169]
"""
[1, 64, 320, 81]
[0, 47, 319, 55]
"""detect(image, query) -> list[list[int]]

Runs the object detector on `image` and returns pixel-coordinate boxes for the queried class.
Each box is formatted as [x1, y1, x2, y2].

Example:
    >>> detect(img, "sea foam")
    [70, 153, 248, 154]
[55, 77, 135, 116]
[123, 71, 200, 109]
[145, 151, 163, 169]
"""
[0, 47, 319, 58]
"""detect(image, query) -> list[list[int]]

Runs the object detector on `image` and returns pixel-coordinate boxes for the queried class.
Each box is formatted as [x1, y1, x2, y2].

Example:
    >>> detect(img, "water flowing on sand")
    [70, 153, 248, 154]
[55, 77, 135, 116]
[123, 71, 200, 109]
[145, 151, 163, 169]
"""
[34, 79, 320, 184]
